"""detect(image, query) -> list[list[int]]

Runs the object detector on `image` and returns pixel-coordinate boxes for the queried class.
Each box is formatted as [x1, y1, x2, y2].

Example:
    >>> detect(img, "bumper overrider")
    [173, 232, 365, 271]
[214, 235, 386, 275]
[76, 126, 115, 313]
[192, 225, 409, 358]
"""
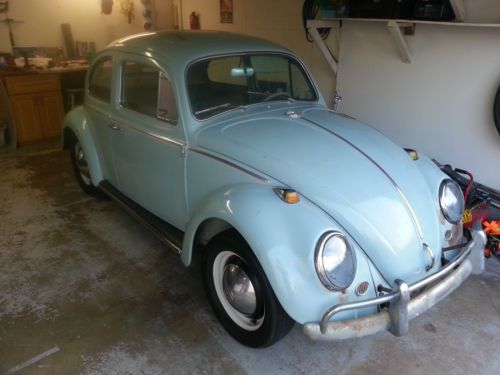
[303, 225, 487, 341]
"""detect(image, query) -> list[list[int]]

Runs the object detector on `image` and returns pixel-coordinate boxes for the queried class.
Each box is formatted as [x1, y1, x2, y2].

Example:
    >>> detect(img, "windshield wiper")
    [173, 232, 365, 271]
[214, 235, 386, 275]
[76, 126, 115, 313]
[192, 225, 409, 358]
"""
[262, 92, 295, 103]
[195, 102, 233, 116]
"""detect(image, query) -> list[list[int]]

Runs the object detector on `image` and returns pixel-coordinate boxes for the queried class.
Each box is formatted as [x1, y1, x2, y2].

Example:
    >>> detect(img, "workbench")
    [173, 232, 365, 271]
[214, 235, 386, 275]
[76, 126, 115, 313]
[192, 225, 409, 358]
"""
[0, 66, 87, 149]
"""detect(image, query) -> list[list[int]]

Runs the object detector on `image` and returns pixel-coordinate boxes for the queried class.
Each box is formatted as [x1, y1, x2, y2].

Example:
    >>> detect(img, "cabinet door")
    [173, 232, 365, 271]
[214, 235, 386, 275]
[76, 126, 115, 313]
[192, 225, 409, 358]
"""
[39, 92, 65, 138]
[10, 94, 43, 144]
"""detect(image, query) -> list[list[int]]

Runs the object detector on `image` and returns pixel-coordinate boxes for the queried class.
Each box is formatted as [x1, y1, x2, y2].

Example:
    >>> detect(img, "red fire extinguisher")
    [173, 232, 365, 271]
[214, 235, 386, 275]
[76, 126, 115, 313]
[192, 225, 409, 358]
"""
[101, 0, 113, 15]
[190, 12, 200, 29]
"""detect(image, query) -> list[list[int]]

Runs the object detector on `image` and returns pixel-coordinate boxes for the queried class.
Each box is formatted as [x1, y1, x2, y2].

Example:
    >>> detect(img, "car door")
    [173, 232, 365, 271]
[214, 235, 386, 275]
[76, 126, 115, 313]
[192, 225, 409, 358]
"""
[110, 54, 186, 230]
[85, 54, 120, 185]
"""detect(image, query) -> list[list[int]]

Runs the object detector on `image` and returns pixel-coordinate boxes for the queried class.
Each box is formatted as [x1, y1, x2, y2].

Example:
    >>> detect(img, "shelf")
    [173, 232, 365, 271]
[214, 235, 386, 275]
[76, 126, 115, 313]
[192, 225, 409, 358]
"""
[308, 14, 500, 65]
[307, 20, 341, 76]
[386, 20, 413, 63]
[318, 18, 500, 28]
[307, 0, 499, 67]
[450, 0, 466, 22]
[315, 0, 475, 26]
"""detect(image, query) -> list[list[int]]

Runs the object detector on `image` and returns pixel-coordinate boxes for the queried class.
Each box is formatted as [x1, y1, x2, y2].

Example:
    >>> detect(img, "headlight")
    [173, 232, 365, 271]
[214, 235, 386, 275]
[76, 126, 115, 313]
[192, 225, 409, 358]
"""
[315, 231, 356, 291]
[439, 179, 464, 224]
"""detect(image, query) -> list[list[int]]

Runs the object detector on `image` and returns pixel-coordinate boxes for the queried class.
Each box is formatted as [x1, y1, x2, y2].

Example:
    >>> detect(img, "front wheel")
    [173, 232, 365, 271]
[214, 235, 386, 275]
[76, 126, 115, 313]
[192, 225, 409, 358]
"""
[203, 231, 294, 347]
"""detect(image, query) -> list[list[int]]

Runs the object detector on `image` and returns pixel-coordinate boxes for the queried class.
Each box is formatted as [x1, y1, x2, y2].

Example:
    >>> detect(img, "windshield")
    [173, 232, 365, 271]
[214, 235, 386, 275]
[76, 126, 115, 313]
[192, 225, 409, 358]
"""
[187, 54, 317, 120]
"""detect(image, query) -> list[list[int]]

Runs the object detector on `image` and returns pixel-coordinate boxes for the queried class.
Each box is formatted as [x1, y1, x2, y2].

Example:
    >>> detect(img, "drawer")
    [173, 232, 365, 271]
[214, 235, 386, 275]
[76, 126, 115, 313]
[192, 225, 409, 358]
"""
[5, 74, 61, 95]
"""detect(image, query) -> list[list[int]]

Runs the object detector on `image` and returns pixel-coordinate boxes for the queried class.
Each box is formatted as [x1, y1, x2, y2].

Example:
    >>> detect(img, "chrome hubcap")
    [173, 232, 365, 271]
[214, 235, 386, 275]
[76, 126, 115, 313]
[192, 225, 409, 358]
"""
[74, 142, 91, 185]
[222, 263, 256, 315]
[213, 251, 264, 331]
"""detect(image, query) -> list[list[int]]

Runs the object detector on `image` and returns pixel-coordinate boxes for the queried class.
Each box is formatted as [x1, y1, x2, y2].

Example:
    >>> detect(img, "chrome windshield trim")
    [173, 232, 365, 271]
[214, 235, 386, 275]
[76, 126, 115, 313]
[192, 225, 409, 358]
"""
[185, 51, 320, 122]
[301, 117, 424, 240]
[190, 147, 269, 183]
[318, 238, 472, 333]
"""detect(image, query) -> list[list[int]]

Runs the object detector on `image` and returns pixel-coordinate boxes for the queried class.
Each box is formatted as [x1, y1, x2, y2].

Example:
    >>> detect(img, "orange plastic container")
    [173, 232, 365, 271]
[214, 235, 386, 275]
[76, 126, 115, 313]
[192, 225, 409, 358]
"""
[483, 221, 500, 236]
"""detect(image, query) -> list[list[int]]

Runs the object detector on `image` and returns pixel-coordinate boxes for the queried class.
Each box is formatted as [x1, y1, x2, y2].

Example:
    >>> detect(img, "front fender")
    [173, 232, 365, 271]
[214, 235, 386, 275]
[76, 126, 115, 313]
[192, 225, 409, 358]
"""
[63, 107, 103, 186]
[182, 183, 378, 324]
[415, 154, 463, 252]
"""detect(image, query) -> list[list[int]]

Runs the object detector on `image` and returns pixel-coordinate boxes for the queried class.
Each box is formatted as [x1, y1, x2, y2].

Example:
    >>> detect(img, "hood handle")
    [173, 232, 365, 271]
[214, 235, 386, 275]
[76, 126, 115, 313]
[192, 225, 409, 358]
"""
[423, 243, 435, 272]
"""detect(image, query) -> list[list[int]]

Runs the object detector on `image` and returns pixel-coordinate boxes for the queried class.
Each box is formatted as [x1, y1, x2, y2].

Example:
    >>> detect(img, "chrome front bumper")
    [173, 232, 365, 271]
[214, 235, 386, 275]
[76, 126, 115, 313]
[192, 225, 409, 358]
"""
[303, 227, 487, 341]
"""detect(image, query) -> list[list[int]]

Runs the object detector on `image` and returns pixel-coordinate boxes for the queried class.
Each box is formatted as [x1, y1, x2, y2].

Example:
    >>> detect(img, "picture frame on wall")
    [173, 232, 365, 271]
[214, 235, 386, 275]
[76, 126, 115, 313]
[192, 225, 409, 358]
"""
[220, 0, 233, 24]
[0, 0, 8, 13]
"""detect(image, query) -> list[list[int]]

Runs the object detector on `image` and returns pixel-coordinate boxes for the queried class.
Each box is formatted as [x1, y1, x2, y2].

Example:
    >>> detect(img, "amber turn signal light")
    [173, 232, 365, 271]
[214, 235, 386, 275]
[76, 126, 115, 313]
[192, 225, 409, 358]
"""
[404, 148, 419, 160]
[273, 188, 300, 204]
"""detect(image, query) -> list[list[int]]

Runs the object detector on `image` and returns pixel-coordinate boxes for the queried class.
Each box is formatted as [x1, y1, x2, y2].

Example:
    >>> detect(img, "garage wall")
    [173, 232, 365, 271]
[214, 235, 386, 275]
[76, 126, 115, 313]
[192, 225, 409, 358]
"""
[1, 1, 337, 104]
[0, 0, 174, 53]
[173, 0, 339, 106]
[335, 1, 500, 189]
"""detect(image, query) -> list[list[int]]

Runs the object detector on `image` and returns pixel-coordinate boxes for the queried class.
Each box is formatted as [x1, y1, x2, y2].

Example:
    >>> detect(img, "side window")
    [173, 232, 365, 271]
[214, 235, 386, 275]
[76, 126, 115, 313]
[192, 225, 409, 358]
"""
[121, 61, 159, 117]
[89, 57, 113, 103]
[121, 60, 178, 124]
[250, 55, 290, 94]
[158, 72, 178, 124]
[290, 62, 315, 100]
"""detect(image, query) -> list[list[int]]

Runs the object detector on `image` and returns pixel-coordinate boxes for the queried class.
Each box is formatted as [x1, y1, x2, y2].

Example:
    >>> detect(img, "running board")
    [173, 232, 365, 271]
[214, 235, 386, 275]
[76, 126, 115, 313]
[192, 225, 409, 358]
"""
[99, 181, 183, 254]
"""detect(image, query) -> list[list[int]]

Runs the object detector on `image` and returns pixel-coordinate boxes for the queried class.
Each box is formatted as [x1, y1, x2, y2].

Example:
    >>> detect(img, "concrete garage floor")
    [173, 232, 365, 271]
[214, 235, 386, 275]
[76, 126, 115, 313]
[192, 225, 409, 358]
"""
[1, 144, 500, 375]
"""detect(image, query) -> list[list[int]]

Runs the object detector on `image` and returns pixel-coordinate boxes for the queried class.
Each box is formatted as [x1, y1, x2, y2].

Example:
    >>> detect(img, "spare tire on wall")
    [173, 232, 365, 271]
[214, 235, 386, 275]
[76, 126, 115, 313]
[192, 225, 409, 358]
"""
[494, 85, 500, 136]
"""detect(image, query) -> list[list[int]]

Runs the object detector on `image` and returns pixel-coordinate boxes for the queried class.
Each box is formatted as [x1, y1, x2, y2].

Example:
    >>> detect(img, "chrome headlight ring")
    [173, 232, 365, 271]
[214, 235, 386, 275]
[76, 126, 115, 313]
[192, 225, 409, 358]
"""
[439, 179, 465, 224]
[315, 231, 357, 291]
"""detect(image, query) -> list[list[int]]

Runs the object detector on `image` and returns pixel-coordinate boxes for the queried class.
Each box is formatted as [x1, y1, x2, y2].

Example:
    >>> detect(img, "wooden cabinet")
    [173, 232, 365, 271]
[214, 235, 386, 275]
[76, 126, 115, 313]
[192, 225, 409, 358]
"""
[39, 92, 65, 138]
[9, 94, 44, 143]
[4, 74, 65, 145]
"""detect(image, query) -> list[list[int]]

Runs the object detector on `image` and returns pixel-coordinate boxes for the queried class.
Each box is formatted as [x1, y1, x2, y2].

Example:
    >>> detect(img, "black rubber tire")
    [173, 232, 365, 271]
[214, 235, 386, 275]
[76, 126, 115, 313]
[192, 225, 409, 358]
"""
[69, 136, 102, 197]
[494, 85, 500, 136]
[203, 230, 295, 348]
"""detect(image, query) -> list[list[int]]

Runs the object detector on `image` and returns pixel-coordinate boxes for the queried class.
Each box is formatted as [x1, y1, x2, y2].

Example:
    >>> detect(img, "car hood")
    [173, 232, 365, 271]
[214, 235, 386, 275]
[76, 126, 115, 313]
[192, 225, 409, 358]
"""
[195, 107, 442, 284]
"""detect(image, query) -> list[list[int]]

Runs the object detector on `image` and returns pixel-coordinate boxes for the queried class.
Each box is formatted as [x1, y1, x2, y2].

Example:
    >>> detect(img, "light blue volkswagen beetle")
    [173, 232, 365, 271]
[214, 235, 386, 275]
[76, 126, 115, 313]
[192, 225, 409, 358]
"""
[63, 31, 486, 348]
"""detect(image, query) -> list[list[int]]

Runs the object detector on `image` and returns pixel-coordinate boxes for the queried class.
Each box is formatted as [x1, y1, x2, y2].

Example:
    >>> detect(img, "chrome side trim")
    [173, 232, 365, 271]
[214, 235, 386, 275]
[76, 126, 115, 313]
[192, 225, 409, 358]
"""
[337, 113, 356, 120]
[87, 106, 185, 148]
[301, 117, 424, 240]
[190, 147, 269, 183]
[118, 121, 185, 148]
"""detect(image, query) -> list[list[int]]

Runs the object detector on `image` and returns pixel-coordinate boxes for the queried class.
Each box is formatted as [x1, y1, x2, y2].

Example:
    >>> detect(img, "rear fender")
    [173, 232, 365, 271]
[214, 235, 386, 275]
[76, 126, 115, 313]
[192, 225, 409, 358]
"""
[63, 107, 103, 186]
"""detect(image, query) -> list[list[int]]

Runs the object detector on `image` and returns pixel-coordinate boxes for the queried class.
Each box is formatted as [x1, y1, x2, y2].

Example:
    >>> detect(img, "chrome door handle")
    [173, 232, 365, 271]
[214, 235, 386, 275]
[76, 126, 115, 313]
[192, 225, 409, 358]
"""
[108, 123, 121, 131]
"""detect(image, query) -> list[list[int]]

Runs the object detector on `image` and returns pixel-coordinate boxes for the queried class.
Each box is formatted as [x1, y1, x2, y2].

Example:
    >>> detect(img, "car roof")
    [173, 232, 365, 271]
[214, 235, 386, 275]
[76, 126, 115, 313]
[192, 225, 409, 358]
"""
[106, 30, 292, 64]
